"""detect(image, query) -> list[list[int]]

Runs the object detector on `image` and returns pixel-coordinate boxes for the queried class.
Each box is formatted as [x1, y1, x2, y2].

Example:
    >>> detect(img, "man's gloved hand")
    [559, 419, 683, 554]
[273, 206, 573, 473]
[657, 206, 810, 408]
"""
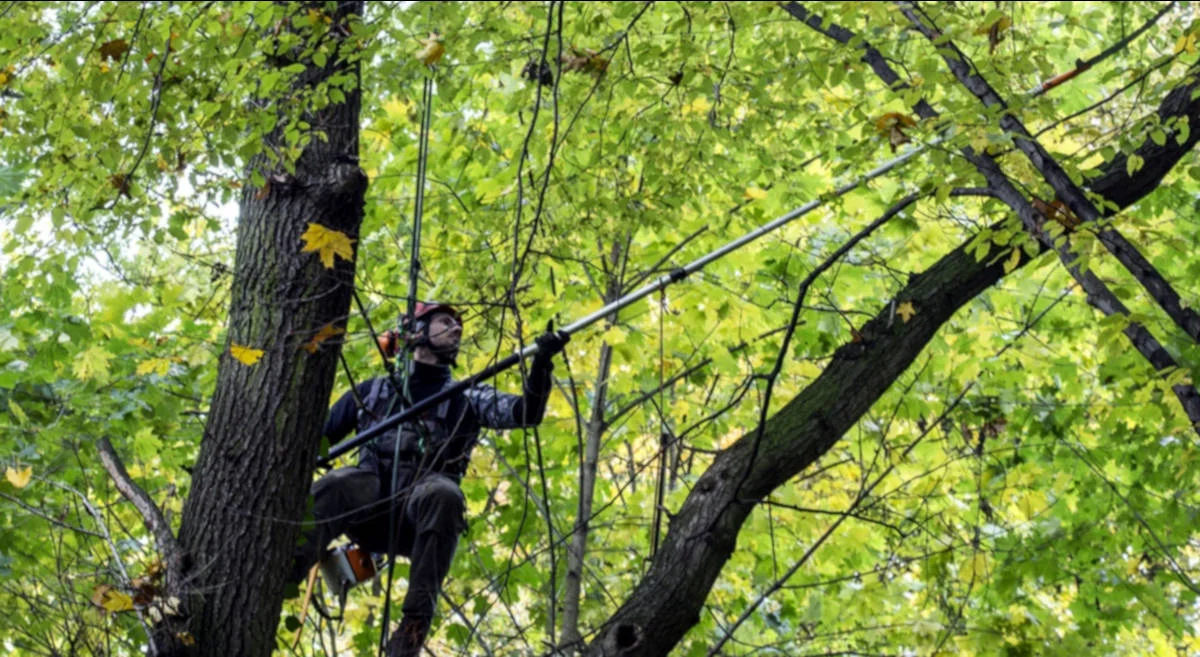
[532, 329, 570, 367]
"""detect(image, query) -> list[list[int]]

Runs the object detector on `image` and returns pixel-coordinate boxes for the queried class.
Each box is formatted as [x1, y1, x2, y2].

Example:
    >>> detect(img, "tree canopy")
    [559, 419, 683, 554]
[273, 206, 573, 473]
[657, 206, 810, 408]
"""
[2, 2, 1199, 656]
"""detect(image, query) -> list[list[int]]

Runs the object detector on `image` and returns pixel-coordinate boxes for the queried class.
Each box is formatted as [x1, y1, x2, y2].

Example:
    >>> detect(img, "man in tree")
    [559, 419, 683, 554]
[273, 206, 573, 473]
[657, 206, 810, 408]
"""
[291, 302, 568, 656]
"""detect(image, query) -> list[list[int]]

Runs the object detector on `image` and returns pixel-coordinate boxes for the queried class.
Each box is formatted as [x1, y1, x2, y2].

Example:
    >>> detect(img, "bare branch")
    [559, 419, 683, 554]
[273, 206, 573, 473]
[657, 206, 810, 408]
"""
[0, 490, 105, 538]
[604, 357, 712, 428]
[96, 437, 183, 574]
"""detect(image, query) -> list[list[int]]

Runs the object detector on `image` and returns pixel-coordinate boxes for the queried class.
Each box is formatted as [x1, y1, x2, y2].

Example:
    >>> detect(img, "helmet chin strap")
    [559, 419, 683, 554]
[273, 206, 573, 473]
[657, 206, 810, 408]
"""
[430, 344, 459, 366]
[414, 322, 459, 366]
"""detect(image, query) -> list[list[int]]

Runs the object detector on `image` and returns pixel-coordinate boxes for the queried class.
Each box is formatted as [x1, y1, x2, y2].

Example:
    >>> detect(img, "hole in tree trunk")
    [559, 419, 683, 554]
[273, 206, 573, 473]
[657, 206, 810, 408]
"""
[615, 623, 641, 650]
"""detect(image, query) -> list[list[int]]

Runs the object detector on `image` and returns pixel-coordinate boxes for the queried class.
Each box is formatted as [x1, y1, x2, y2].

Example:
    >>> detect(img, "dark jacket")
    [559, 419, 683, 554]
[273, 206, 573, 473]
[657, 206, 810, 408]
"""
[323, 359, 553, 481]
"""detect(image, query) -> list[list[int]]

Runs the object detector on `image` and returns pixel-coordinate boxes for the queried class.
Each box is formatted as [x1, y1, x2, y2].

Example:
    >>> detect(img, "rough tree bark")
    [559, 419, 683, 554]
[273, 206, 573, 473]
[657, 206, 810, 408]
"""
[169, 3, 366, 655]
[584, 65, 1200, 657]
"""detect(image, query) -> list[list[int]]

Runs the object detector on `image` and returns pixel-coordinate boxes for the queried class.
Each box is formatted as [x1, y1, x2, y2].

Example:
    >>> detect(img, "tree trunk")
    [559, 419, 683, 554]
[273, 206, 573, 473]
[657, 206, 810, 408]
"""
[561, 340, 613, 647]
[584, 71, 1200, 657]
[174, 3, 366, 655]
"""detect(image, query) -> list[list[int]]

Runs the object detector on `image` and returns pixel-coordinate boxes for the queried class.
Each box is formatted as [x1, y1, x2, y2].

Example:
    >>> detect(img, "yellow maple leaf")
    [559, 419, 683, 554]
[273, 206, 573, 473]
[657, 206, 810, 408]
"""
[102, 590, 135, 613]
[5, 466, 32, 489]
[299, 223, 355, 269]
[897, 301, 917, 323]
[302, 324, 346, 354]
[743, 187, 768, 201]
[230, 344, 265, 366]
[136, 357, 172, 377]
[1175, 32, 1198, 56]
[73, 346, 113, 382]
[416, 34, 445, 66]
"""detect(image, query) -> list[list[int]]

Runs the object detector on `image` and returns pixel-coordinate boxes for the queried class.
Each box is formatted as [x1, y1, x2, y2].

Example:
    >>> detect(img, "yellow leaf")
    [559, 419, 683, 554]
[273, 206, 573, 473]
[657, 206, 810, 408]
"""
[795, 361, 822, 379]
[684, 96, 712, 116]
[1003, 246, 1021, 274]
[306, 8, 331, 25]
[416, 35, 445, 66]
[5, 466, 32, 489]
[73, 346, 113, 382]
[743, 187, 768, 201]
[7, 399, 27, 425]
[598, 325, 628, 346]
[1175, 33, 1198, 56]
[960, 552, 991, 583]
[230, 344, 265, 366]
[102, 590, 135, 613]
[177, 632, 196, 646]
[896, 301, 917, 323]
[1016, 491, 1043, 520]
[299, 223, 355, 269]
[136, 357, 172, 377]
[303, 324, 346, 354]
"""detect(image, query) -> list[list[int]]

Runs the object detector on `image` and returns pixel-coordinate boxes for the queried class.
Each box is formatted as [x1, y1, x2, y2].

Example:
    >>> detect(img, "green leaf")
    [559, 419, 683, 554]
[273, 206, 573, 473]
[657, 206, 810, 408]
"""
[0, 166, 26, 198]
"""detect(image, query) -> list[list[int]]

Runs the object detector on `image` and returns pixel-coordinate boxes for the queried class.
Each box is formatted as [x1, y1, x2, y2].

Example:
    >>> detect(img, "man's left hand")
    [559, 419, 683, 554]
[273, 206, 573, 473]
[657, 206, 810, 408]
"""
[533, 330, 570, 361]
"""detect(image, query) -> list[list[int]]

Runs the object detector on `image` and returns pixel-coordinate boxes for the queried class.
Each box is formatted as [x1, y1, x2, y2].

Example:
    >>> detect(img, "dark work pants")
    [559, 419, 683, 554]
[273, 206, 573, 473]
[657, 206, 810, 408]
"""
[291, 466, 466, 620]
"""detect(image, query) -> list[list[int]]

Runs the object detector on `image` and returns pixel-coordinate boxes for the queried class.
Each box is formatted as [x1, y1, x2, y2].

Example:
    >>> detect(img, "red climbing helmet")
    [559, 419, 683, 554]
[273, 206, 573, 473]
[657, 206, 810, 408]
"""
[404, 301, 463, 331]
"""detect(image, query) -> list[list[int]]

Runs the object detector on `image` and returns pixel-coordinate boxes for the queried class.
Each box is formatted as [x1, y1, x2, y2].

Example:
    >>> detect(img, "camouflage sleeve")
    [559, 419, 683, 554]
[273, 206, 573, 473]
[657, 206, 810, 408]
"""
[463, 383, 525, 430]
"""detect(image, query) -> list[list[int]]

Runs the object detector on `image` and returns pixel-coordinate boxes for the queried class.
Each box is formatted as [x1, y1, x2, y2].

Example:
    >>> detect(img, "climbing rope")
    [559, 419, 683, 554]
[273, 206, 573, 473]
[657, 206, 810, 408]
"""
[650, 287, 669, 557]
[379, 69, 436, 657]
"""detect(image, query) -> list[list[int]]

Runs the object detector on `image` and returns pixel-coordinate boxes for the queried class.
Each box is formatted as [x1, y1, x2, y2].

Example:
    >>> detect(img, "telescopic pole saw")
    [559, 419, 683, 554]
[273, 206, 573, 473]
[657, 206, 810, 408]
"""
[317, 138, 938, 467]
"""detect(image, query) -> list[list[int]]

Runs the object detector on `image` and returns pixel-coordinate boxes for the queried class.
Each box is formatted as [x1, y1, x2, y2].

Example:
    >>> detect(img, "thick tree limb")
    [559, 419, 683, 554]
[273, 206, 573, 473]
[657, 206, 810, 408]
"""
[584, 19, 1200, 657]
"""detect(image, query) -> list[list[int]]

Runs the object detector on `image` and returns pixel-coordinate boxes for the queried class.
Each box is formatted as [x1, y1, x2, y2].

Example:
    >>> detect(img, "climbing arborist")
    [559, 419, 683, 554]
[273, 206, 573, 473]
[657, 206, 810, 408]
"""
[291, 301, 568, 657]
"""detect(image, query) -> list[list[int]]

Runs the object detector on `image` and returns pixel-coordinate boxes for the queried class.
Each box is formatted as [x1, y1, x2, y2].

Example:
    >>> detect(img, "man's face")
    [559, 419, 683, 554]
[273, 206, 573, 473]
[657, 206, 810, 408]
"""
[426, 312, 462, 349]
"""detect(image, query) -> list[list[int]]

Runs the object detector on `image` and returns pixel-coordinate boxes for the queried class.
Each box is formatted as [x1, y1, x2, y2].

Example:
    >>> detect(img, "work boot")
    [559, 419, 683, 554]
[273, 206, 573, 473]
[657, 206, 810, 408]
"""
[385, 615, 431, 657]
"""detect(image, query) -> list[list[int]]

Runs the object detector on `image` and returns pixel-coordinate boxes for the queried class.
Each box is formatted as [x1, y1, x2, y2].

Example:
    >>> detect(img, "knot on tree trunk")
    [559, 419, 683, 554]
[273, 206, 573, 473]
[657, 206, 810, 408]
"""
[322, 158, 368, 203]
[601, 623, 642, 654]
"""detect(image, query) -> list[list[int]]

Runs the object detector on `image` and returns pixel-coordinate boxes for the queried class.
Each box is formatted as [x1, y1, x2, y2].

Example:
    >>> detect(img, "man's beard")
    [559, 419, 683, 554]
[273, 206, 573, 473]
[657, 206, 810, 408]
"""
[429, 341, 459, 366]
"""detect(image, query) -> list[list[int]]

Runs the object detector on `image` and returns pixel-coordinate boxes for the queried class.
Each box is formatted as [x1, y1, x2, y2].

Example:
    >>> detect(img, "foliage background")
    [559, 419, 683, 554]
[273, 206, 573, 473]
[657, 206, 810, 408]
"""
[1, 1, 1199, 655]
